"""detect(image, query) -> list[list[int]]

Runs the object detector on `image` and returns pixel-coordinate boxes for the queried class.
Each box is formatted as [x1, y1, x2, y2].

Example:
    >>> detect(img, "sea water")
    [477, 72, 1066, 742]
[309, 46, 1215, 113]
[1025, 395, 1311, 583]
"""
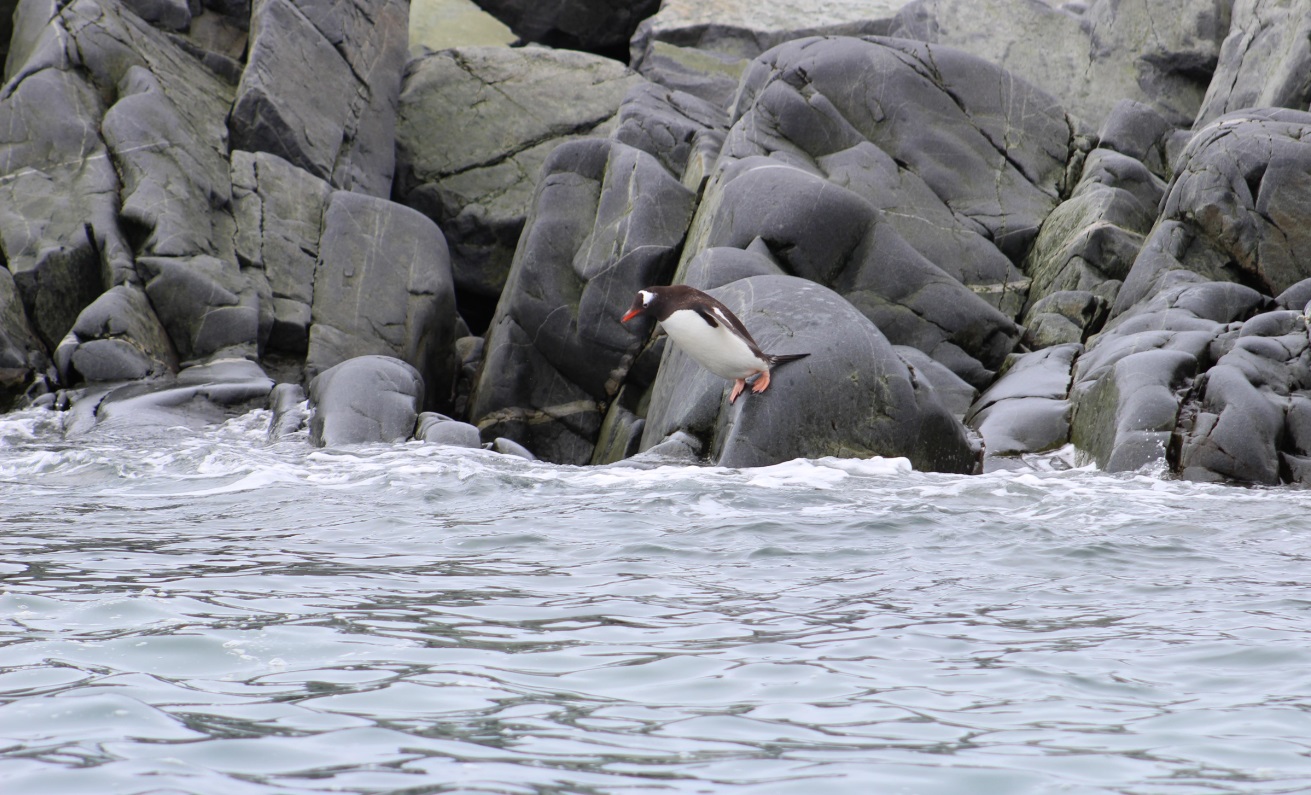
[1, 406, 1310, 795]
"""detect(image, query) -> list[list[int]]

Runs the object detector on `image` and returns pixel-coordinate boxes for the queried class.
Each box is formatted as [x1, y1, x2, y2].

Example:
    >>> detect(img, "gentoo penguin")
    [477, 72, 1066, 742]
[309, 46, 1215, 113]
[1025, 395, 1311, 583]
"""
[621, 285, 809, 403]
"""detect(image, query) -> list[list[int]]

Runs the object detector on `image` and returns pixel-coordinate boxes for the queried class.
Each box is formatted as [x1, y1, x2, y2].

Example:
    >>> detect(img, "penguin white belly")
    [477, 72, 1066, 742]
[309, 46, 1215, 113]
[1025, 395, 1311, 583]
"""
[659, 308, 766, 380]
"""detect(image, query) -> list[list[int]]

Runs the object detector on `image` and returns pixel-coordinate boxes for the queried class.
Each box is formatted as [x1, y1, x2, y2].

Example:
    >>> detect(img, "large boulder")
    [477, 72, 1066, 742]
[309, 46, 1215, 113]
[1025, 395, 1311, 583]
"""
[231, 0, 408, 196]
[472, 0, 660, 56]
[640, 275, 977, 472]
[468, 138, 697, 464]
[1114, 109, 1311, 315]
[1194, 0, 1311, 128]
[965, 343, 1081, 463]
[307, 355, 423, 447]
[891, 0, 1229, 129]
[58, 284, 176, 384]
[306, 191, 460, 412]
[394, 46, 642, 301]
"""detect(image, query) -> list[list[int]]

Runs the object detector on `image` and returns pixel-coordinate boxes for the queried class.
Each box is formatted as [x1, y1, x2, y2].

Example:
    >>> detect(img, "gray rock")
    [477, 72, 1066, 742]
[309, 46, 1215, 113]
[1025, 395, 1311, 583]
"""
[613, 80, 729, 190]
[0, 267, 47, 410]
[267, 381, 308, 440]
[472, 0, 660, 55]
[307, 355, 423, 446]
[1024, 291, 1109, 348]
[306, 191, 460, 412]
[640, 275, 978, 472]
[139, 255, 260, 363]
[1115, 109, 1311, 314]
[231, 0, 408, 196]
[893, 345, 978, 421]
[490, 436, 535, 460]
[608, 429, 701, 469]
[468, 138, 697, 464]
[966, 344, 1081, 457]
[416, 412, 482, 448]
[121, 0, 192, 33]
[63, 284, 177, 383]
[230, 150, 334, 355]
[891, 0, 1228, 129]
[1194, 0, 1311, 129]
[1097, 99, 1174, 178]
[394, 46, 641, 299]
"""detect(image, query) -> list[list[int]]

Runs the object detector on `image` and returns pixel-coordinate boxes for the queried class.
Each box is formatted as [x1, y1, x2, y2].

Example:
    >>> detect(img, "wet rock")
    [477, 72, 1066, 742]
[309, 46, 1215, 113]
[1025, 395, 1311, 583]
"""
[468, 138, 697, 464]
[307, 355, 422, 447]
[306, 191, 460, 412]
[966, 344, 1080, 459]
[472, 0, 660, 56]
[1115, 109, 1311, 314]
[1194, 0, 1311, 129]
[394, 46, 641, 300]
[416, 412, 482, 448]
[230, 151, 333, 355]
[891, 0, 1228, 128]
[267, 381, 308, 440]
[490, 436, 535, 460]
[0, 268, 48, 410]
[1176, 310, 1311, 485]
[231, 0, 408, 196]
[641, 275, 977, 472]
[61, 284, 177, 383]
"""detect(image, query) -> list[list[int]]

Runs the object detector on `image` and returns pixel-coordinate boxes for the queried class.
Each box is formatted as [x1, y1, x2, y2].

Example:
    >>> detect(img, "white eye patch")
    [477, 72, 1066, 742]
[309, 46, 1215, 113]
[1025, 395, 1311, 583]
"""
[640, 290, 655, 306]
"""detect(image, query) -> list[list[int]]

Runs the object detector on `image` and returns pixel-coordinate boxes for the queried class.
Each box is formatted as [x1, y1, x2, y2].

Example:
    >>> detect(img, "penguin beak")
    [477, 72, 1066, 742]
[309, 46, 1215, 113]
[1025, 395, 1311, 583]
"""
[621, 308, 640, 323]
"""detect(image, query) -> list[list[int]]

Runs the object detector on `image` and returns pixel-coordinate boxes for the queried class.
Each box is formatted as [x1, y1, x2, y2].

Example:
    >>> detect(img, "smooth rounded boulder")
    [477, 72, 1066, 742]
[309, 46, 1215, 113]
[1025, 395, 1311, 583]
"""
[307, 355, 424, 447]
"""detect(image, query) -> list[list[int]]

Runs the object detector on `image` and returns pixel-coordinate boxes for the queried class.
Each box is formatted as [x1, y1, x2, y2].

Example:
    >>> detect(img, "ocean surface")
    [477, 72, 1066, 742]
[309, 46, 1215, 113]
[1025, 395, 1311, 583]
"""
[2, 406, 1311, 795]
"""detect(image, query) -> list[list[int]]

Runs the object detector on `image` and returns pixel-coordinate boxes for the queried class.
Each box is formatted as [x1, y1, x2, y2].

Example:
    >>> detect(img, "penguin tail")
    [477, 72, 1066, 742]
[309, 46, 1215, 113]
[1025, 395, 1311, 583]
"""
[766, 352, 810, 368]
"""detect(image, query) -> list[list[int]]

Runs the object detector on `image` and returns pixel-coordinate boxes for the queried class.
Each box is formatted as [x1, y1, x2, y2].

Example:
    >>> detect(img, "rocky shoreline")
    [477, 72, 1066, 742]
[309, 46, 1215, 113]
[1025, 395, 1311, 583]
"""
[2, 0, 1310, 485]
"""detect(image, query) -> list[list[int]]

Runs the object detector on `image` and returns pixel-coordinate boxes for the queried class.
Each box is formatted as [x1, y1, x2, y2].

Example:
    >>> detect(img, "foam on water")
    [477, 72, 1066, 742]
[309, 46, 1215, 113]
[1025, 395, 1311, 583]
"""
[4, 407, 1311, 795]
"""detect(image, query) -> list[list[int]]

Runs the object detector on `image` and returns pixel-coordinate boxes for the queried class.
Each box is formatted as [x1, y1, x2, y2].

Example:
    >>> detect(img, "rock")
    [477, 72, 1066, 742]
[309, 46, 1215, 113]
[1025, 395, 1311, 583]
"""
[630, 0, 906, 106]
[307, 355, 423, 446]
[121, 0, 191, 34]
[1024, 291, 1109, 348]
[306, 191, 460, 412]
[62, 284, 177, 383]
[892, 345, 978, 421]
[468, 138, 697, 464]
[231, 0, 408, 196]
[0, 267, 47, 410]
[640, 275, 978, 472]
[681, 246, 787, 293]
[610, 429, 701, 468]
[1114, 109, 1311, 314]
[1176, 310, 1311, 484]
[966, 344, 1080, 458]
[230, 151, 334, 355]
[394, 46, 641, 301]
[416, 412, 482, 448]
[472, 0, 660, 56]
[613, 80, 729, 189]
[1097, 99, 1174, 178]
[1194, 0, 1311, 129]
[409, 0, 513, 54]
[490, 436, 535, 460]
[267, 381, 308, 440]
[891, 0, 1228, 128]
[139, 255, 261, 363]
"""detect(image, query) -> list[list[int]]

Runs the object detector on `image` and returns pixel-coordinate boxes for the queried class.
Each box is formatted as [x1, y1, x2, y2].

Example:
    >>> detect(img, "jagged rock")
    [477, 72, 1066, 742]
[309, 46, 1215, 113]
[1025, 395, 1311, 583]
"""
[612, 81, 729, 189]
[0, 267, 47, 409]
[394, 46, 641, 301]
[306, 191, 460, 412]
[891, 0, 1228, 128]
[230, 150, 333, 355]
[409, 0, 513, 54]
[61, 284, 176, 383]
[139, 255, 260, 363]
[1070, 279, 1268, 471]
[1115, 109, 1311, 314]
[231, 0, 408, 196]
[415, 412, 482, 448]
[966, 344, 1080, 459]
[472, 0, 660, 56]
[468, 138, 697, 464]
[267, 381, 308, 440]
[1194, 0, 1311, 128]
[307, 355, 422, 446]
[640, 275, 977, 471]
[630, 0, 906, 106]
[1176, 310, 1311, 484]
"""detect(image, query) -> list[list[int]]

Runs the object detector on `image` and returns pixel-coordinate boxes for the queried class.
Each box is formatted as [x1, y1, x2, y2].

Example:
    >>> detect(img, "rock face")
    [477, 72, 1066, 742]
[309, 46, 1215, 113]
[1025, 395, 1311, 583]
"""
[641, 275, 977, 472]
[1194, 0, 1311, 128]
[307, 355, 423, 446]
[468, 138, 697, 464]
[472, 0, 661, 56]
[394, 46, 642, 302]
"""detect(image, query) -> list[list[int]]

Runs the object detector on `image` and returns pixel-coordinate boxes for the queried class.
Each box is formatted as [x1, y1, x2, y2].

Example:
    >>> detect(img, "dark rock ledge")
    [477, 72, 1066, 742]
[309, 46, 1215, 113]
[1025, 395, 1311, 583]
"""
[4, 0, 1311, 486]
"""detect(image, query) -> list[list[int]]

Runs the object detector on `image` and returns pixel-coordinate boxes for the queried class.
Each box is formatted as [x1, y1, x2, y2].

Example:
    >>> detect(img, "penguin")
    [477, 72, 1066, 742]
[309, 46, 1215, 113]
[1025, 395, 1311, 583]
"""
[621, 285, 809, 403]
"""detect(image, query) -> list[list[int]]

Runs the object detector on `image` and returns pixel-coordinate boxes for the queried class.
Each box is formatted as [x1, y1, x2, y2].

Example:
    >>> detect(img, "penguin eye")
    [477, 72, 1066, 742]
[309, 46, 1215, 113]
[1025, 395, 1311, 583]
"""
[641, 291, 655, 307]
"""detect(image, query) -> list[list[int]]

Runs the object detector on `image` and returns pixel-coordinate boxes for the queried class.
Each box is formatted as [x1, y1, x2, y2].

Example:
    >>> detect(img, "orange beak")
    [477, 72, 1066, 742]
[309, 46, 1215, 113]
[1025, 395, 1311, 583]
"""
[621, 308, 640, 323]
